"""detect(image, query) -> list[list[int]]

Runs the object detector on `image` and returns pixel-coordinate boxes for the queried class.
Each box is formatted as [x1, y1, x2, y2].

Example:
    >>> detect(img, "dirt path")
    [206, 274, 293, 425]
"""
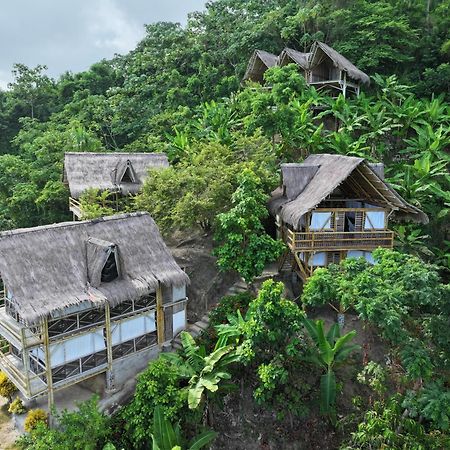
[0, 399, 19, 450]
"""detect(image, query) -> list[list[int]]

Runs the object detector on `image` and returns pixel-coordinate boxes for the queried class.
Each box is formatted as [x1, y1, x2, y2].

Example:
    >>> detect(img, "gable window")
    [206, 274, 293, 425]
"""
[121, 167, 134, 183]
[119, 160, 136, 184]
[101, 250, 119, 282]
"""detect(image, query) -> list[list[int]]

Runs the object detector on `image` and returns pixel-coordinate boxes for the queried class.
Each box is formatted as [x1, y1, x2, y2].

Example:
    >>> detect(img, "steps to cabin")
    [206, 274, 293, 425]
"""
[172, 312, 210, 351]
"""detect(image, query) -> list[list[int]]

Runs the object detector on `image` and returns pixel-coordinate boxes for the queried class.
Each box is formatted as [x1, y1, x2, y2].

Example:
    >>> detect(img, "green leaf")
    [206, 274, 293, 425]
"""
[320, 370, 336, 415]
[189, 430, 218, 450]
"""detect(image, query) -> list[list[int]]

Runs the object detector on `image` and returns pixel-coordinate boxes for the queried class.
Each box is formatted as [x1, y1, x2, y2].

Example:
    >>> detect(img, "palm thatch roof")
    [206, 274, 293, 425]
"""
[309, 41, 370, 84]
[279, 48, 311, 70]
[243, 41, 369, 85]
[63, 152, 169, 198]
[243, 50, 279, 82]
[269, 154, 428, 229]
[0, 213, 189, 325]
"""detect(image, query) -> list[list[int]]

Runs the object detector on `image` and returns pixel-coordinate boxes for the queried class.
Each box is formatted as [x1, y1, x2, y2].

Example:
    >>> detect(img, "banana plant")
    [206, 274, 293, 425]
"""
[302, 319, 359, 420]
[162, 331, 240, 411]
[151, 405, 217, 450]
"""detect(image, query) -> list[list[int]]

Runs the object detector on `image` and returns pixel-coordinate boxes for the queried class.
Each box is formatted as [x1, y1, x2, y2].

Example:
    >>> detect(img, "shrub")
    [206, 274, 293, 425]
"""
[8, 397, 26, 414]
[0, 371, 17, 401]
[18, 396, 111, 450]
[122, 357, 188, 448]
[24, 408, 48, 432]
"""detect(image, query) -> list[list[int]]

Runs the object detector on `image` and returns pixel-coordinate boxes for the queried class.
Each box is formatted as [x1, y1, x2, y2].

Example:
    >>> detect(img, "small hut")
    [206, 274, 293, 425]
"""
[307, 41, 370, 96]
[243, 41, 370, 97]
[242, 50, 279, 84]
[63, 152, 169, 219]
[269, 154, 428, 281]
[0, 212, 188, 405]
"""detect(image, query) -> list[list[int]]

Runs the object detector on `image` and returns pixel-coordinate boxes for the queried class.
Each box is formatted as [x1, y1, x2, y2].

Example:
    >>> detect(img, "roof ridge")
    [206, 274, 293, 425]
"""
[0, 212, 149, 238]
[64, 152, 167, 156]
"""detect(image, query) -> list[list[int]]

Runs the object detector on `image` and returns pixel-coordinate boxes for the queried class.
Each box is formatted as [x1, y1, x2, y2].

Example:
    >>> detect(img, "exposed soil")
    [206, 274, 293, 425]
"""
[0, 399, 19, 450]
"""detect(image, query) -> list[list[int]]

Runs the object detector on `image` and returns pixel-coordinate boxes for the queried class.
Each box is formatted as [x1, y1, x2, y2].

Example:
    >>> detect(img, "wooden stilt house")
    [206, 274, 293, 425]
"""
[269, 155, 428, 281]
[243, 41, 370, 97]
[0, 212, 188, 405]
[63, 152, 169, 219]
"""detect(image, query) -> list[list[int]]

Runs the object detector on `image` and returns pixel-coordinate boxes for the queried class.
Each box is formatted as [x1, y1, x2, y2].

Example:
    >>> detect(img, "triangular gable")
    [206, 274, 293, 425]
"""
[117, 160, 137, 184]
[243, 50, 278, 83]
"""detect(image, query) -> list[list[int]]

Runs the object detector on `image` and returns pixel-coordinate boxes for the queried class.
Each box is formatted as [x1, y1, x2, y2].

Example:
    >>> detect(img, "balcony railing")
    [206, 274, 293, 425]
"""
[286, 229, 394, 252]
[69, 197, 82, 218]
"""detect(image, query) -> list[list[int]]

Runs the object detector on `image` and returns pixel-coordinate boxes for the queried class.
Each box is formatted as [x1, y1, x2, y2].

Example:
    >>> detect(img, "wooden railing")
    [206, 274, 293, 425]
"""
[69, 197, 81, 209]
[286, 229, 394, 252]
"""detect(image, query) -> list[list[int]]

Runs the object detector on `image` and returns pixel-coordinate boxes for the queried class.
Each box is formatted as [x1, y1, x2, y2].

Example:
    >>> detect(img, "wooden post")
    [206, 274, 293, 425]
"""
[104, 304, 115, 392]
[20, 326, 31, 397]
[42, 319, 54, 421]
[156, 284, 165, 346]
[342, 72, 347, 98]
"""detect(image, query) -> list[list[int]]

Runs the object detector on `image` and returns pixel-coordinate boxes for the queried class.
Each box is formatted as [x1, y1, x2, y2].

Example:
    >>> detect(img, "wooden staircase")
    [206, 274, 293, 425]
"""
[171, 313, 210, 351]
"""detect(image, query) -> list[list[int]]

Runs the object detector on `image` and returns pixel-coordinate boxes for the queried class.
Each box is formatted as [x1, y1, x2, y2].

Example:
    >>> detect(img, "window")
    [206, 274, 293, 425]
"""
[121, 167, 135, 183]
[101, 250, 119, 283]
[310, 212, 333, 230]
[364, 211, 385, 230]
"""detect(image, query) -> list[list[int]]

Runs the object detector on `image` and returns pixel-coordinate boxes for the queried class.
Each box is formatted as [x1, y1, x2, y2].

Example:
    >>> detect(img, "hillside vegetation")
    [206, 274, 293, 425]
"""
[0, 0, 449, 449]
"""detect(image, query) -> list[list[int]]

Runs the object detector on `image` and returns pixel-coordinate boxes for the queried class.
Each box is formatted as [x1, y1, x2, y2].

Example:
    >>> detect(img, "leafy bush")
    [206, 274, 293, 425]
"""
[8, 397, 26, 414]
[341, 395, 450, 450]
[18, 397, 111, 450]
[122, 357, 188, 448]
[403, 382, 450, 432]
[24, 408, 48, 432]
[240, 280, 310, 418]
[214, 168, 285, 283]
[208, 292, 254, 328]
[0, 371, 17, 401]
[79, 188, 116, 219]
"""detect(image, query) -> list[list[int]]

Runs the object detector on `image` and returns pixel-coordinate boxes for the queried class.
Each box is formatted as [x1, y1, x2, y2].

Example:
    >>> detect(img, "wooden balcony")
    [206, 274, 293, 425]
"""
[286, 229, 394, 252]
[69, 197, 82, 219]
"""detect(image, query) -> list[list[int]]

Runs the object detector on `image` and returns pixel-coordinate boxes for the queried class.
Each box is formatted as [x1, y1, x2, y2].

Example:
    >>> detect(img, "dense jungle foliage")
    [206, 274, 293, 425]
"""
[0, 0, 449, 449]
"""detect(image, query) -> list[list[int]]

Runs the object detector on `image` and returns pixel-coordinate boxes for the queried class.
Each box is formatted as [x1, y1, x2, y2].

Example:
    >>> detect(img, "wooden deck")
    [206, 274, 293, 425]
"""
[286, 229, 394, 252]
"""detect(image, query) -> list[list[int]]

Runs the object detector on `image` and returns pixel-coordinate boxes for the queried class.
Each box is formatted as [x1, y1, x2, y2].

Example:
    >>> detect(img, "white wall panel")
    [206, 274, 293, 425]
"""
[172, 285, 186, 302]
[48, 331, 105, 367]
[172, 309, 186, 337]
[111, 311, 156, 345]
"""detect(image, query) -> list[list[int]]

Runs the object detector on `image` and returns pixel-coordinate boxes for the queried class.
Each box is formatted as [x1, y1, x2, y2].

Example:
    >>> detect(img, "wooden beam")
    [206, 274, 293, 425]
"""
[104, 304, 114, 391]
[42, 319, 54, 421]
[156, 284, 165, 346]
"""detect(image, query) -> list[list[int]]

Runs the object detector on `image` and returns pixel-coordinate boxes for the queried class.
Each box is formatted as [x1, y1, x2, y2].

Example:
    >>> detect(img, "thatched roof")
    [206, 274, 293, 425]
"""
[243, 50, 279, 82]
[63, 152, 169, 198]
[309, 42, 370, 84]
[0, 213, 189, 325]
[279, 48, 311, 70]
[243, 41, 369, 85]
[269, 154, 428, 229]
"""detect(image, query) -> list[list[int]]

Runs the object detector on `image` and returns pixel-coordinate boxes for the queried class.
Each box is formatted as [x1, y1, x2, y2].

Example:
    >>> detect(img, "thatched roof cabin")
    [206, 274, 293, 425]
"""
[63, 152, 169, 199]
[0, 212, 188, 325]
[242, 49, 279, 83]
[269, 154, 428, 229]
[309, 41, 370, 85]
[243, 41, 369, 91]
